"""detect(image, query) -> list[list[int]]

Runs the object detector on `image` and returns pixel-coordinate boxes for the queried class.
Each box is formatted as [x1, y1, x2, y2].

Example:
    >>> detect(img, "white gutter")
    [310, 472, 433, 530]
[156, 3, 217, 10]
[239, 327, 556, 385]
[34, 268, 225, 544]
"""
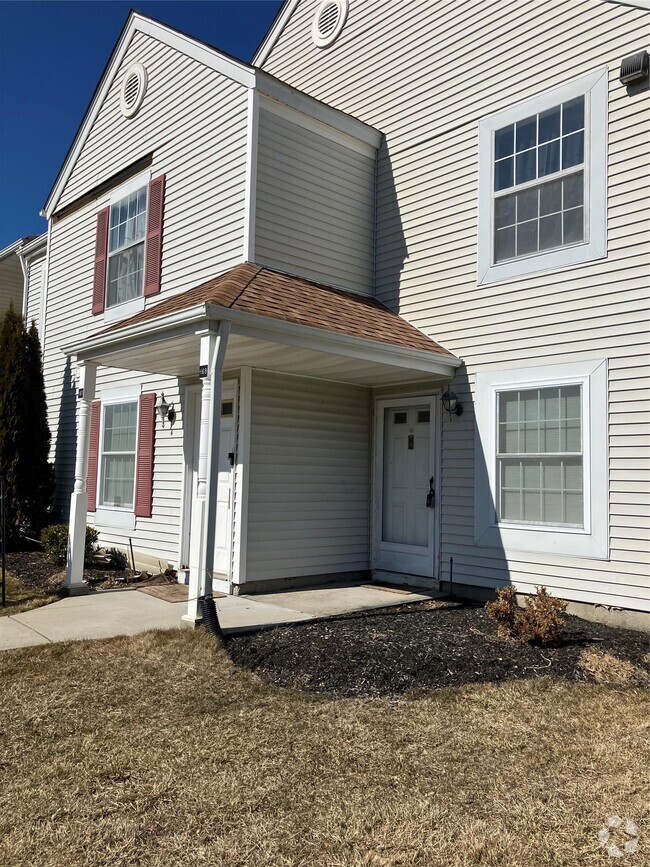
[65, 299, 461, 377]
[18, 252, 29, 320]
[16, 234, 47, 322]
[62, 304, 211, 357]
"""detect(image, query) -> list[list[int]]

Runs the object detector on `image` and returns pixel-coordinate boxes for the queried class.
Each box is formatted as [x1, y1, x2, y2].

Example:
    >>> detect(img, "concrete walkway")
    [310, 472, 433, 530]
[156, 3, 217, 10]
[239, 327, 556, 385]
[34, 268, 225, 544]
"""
[0, 583, 440, 650]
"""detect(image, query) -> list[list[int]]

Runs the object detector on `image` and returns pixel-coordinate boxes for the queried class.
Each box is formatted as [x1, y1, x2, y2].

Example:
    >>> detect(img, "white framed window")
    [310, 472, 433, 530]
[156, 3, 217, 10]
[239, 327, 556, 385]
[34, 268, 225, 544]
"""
[477, 69, 608, 285]
[99, 400, 138, 509]
[107, 181, 148, 310]
[497, 385, 584, 527]
[474, 359, 608, 559]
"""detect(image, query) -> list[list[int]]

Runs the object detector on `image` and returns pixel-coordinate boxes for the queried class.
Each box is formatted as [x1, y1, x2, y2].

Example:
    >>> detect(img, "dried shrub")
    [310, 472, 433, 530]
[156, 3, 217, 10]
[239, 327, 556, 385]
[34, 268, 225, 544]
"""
[520, 587, 568, 644]
[487, 585, 567, 645]
[485, 586, 519, 640]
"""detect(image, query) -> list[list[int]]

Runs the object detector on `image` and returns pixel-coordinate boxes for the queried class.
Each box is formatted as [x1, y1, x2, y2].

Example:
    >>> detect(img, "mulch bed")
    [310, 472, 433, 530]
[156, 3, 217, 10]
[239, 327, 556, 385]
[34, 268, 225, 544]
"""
[4, 548, 173, 593]
[4, 549, 62, 591]
[227, 600, 650, 698]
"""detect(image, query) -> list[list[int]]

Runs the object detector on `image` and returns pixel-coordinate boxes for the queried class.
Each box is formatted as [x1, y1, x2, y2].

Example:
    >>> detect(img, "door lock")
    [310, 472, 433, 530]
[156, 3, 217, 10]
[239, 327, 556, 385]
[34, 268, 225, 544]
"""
[426, 476, 435, 508]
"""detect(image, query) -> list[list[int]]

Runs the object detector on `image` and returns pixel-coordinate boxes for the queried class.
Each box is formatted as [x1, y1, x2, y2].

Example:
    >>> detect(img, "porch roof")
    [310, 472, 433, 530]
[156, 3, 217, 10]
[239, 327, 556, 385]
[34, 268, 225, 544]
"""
[100, 264, 455, 358]
[67, 264, 462, 386]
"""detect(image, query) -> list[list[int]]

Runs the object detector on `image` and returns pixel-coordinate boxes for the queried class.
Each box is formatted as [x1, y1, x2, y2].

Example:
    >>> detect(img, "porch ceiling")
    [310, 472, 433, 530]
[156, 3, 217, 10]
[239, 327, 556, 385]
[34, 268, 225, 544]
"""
[79, 329, 452, 387]
[64, 263, 462, 387]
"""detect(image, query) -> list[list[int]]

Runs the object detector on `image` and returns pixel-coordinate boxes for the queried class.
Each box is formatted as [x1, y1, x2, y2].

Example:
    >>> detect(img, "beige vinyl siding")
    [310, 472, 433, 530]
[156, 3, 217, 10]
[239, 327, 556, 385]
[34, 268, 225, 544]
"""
[25, 254, 46, 329]
[46, 209, 188, 564]
[57, 31, 249, 298]
[262, 0, 650, 610]
[246, 371, 371, 582]
[0, 254, 23, 321]
[44, 30, 250, 563]
[254, 105, 376, 293]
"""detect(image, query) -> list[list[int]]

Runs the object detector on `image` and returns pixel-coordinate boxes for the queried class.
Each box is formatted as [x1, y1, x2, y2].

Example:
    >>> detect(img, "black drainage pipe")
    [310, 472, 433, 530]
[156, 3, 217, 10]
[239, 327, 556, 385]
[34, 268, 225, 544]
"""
[200, 595, 224, 642]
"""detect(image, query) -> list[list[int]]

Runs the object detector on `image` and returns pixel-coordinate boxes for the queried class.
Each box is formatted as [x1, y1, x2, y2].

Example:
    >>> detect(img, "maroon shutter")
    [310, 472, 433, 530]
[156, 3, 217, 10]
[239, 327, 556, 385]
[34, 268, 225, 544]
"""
[144, 175, 165, 297]
[87, 401, 101, 512]
[92, 207, 110, 315]
[134, 393, 156, 518]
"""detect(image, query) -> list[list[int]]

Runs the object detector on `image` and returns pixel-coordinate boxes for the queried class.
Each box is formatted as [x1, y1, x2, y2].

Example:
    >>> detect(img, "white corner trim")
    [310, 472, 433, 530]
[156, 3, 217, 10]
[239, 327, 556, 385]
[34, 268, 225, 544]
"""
[477, 68, 609, 286]
[474, 359, 609, 560]
[253, 0, 300, 67]
[94, 507, 136, 531]
[243, 89, 259, 263]
[231, 367, 252, 586]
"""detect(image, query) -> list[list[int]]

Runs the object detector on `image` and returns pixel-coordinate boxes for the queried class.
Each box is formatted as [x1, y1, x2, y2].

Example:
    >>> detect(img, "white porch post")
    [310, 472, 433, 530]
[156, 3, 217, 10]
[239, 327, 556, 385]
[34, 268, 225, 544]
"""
[184, 323, 230, 624]
[65, 361, 97, 594]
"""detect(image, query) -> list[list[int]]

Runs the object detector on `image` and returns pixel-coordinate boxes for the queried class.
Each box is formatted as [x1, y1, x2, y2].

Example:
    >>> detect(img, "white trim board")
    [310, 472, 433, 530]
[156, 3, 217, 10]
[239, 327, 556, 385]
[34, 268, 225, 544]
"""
[252, 0, 300, 67]
[243, 90, 259, 263]
[259, 94, 379, 158]
[477, 68, 608, 285]
[372, 394, 441, 581]
[474, 359, 609, 560]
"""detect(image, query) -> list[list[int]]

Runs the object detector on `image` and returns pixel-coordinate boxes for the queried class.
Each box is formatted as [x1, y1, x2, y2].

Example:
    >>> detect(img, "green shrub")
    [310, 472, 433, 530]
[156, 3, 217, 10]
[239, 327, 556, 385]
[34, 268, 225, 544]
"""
[486, 585, 567, 645]
[41, 524, 99, 565]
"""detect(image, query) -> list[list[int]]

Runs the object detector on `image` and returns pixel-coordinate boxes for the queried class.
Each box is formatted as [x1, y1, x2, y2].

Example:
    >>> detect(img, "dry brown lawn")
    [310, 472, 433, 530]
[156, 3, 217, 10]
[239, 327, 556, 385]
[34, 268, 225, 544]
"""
[0, 572, 62, 617]
[0, 629, 648, 867]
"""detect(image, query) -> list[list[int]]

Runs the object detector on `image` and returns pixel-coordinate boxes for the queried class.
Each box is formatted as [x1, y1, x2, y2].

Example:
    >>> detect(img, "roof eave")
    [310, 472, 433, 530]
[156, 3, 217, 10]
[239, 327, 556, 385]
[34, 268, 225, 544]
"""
[66, 300, 461, 379]
[252, 0, 300, 67]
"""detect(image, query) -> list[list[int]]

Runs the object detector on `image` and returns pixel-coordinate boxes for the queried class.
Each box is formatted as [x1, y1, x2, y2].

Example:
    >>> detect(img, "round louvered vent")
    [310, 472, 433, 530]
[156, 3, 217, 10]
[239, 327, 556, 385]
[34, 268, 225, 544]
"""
[311, 0, 348, 48]
[120, 63, 148, 118]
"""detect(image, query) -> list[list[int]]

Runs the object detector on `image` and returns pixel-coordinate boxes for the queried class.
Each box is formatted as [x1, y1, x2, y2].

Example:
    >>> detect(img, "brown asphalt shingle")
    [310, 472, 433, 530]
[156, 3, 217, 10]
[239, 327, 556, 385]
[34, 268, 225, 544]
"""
[99, 263, 454, 357]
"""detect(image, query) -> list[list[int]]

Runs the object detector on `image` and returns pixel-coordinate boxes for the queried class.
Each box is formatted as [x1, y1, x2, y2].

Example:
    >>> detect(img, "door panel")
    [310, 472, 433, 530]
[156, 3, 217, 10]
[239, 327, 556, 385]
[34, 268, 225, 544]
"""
[214, 417, 234, 574]
[376, 399, 436, 579]
[183, 387, 236, 578]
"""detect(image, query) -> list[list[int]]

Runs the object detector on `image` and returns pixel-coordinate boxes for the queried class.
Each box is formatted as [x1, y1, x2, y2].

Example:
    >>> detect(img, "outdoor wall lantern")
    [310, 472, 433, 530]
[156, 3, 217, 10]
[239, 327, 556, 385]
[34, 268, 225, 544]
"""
[441, 389, 463, 419]
[155, 393, 176, 427]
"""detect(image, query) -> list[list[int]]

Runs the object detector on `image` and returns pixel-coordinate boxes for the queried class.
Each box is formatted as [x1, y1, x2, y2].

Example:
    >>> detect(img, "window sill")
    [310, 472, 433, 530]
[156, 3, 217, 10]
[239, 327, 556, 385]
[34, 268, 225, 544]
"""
[474, 522, 608, 560]
[103, 295, 145, 324]
[478, 240, 607, 286]
[94, 507, 136, 531]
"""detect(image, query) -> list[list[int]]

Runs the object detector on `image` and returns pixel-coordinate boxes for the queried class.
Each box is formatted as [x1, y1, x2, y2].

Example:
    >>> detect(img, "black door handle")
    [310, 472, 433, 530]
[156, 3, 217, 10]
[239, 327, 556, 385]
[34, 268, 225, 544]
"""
[426, 476, 435, 508]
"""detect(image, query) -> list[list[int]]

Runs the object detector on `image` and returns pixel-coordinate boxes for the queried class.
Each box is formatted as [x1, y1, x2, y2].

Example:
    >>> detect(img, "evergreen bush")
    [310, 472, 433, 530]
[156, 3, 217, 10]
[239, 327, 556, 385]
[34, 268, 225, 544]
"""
[0, 305, 54, 543]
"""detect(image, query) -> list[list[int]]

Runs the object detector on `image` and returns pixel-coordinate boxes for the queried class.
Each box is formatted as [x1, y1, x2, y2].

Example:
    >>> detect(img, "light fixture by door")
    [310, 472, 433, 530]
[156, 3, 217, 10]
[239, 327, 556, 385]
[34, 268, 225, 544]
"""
[441, 389, 463, 419]
[155, 392, 176, 427]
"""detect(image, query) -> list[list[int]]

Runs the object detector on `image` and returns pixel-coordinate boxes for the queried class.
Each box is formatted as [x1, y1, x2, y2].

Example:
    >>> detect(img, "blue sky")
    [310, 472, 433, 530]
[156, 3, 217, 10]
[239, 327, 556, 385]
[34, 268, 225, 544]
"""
[0, 1, 283, 249]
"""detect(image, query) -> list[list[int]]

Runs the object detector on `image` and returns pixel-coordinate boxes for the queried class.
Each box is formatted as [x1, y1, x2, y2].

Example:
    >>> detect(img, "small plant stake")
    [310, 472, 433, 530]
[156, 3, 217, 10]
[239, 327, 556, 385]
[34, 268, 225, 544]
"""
[1, 477, 6, 609]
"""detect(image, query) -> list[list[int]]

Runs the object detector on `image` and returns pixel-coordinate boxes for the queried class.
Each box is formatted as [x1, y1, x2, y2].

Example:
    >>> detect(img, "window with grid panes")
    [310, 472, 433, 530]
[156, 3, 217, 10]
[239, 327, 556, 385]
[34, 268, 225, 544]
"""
[477, 69, 607, 285]
[493, 97, 585, 262]
[100, 402, 138, 508]
[107, 186, 147, 308]
[497, 385, 583, 527]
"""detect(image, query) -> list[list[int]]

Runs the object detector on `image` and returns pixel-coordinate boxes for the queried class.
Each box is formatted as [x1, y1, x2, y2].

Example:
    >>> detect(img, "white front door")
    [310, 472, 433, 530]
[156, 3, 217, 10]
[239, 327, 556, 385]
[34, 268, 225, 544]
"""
[375, 397, 437, 579]
[214, 401, 235, 574]
[181, 385, 236, 579]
